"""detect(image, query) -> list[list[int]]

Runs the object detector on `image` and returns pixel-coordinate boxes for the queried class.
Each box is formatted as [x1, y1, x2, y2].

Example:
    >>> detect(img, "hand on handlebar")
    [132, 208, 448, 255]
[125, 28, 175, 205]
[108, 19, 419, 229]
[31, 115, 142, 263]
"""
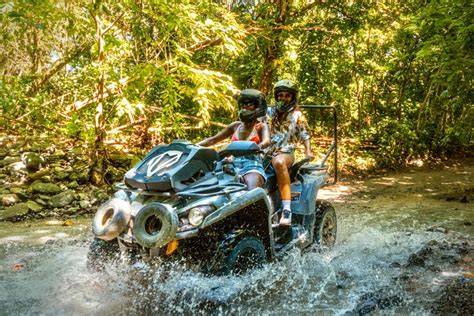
[305, 151, 315, 161]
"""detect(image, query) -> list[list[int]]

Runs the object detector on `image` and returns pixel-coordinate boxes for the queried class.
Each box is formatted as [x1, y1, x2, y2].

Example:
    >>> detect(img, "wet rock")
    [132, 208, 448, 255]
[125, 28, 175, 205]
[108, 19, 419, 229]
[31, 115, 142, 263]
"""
[28, 169, 50, 181]
[8, 161, 27, 176]
[79, 200, 91, 209]
[40, 175, 52, 183]
[1, 203, 29, 220]
[407, 253, 425, 267]
[66, 206, 80, 213]
[51, 149, 66, 158]
[67, 181, 79, 189]
[49, 190, 76, 208]
[26, 200, 43, 212]
[91, 190, 109, 204]
[417, 245, 433, 258]
[2, 194, 19, 206]
[54, 170, 70, 181]
[71, 171, 89, 185]
[0, 149, 8, 158]
[31, 182, 62, 194]
[10, 188, 29, 200]
[35, 198, 47, 206]
[38, 194, 51, 201]
[3, 156, 21, 164]
[22, 152, 45, 172]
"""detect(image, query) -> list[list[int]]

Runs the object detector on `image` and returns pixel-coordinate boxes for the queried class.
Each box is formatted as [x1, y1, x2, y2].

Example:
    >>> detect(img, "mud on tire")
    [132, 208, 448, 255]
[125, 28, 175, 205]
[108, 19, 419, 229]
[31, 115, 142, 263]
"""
[314, 200, 337, 248]
[206, 230, 266, 275]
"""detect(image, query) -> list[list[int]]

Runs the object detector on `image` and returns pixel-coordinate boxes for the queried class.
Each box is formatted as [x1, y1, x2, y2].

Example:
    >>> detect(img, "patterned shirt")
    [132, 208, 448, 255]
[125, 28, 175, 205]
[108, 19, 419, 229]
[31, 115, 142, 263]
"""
[266, 107, 310, 155]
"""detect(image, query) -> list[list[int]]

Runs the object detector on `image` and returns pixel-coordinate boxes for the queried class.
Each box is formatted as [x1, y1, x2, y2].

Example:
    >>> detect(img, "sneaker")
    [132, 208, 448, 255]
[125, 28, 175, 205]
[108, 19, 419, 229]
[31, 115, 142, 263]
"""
[279, 209, 292, 226]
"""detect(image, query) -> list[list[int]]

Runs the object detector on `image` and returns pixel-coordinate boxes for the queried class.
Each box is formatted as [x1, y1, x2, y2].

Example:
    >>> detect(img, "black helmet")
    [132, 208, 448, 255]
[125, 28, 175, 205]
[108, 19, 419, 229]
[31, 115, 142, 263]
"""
[237, 88, 267, 123]
[273, 79, 298, 113]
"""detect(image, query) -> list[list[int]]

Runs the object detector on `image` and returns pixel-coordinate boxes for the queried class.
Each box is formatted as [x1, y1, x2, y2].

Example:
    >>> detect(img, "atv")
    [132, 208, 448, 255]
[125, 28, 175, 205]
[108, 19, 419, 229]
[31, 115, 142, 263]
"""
[88, 105, 338, 275]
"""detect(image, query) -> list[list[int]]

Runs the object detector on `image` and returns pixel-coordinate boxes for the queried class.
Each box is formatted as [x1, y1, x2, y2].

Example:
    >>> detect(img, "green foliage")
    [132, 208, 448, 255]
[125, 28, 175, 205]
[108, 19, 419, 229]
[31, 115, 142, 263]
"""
[0, 0, 472, 173]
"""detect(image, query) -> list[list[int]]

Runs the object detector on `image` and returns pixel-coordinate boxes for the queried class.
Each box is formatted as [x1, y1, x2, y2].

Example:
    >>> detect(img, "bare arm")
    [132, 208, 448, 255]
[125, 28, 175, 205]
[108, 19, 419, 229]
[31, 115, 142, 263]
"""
[296, 111, 314, 160]
[197, 122, 239, 147]
[258, 122, 271, 149]
[303, 138, 314, 160]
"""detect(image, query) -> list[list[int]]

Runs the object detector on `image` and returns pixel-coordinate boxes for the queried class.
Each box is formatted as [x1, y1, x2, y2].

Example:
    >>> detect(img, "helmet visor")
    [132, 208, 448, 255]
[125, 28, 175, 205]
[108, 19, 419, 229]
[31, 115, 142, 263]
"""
[238, 99, 258, 109]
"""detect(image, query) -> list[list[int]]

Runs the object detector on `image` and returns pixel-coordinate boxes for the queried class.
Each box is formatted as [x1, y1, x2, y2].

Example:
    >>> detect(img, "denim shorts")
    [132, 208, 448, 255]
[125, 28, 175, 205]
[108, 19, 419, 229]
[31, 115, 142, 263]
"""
[232, 155, 267, 182]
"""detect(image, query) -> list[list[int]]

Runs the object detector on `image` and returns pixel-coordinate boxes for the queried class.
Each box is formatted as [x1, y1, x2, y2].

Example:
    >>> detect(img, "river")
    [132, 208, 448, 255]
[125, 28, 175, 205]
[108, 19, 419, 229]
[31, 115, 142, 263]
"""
[1, 161, 472, 315]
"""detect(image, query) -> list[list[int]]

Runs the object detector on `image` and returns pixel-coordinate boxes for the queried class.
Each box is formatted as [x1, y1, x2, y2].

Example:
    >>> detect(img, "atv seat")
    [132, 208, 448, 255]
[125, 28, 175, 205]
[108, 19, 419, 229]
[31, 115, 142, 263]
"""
[265, 157, 320, 193]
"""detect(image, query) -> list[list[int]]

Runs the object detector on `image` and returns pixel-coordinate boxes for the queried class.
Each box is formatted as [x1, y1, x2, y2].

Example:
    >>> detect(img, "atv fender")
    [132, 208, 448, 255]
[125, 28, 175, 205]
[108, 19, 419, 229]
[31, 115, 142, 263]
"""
[201, 187, 276, 259]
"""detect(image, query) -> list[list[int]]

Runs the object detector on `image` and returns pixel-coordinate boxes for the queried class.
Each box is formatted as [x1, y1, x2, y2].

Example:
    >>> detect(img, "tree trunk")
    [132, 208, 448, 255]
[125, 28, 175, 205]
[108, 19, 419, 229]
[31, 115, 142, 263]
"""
[258, 0, 290, 96]
[416, 80, 434, 138]
[89, 12, 108, 185]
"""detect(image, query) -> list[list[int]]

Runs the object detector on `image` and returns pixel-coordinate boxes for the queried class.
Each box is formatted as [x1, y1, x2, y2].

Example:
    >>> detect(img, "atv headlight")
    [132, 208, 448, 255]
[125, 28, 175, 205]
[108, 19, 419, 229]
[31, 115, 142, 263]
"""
[188, 205, 215, 227]
[188, 208, 204, 226]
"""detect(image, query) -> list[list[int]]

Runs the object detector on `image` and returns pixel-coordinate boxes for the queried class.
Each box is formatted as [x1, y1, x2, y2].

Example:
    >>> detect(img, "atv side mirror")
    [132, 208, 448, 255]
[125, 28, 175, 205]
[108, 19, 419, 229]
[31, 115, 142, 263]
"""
[218, 141, 262, 159]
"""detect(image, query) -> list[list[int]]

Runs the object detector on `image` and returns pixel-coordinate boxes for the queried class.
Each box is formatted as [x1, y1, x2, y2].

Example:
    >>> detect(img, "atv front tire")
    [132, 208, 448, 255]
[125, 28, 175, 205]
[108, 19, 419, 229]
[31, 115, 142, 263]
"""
[208, 231, 266, 275]
[314, 201, 337, 248]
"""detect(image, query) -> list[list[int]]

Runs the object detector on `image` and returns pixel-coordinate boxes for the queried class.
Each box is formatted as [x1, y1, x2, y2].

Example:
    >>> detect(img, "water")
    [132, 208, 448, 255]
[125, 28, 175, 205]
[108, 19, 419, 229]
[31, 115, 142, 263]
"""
[1, 191, 472, 315]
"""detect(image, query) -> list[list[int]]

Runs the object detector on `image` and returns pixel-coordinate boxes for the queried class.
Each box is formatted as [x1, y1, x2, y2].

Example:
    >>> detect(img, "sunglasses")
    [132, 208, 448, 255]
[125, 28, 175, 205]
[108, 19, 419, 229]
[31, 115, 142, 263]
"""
[277, 91, 293, 98]
[240, 100, 257, 108]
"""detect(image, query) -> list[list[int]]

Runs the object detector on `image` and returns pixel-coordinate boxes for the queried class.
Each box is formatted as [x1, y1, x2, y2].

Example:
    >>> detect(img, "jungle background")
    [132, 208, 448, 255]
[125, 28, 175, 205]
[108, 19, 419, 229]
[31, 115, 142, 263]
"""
[1, 0, 472, 186]
[0, 1, 473, 313]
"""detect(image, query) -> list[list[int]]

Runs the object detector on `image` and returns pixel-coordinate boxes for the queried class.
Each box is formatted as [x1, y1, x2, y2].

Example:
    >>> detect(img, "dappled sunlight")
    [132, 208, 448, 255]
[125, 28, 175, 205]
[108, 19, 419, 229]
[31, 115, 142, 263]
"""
[374, 179, 396, 186]
[319, 184, 353, 202]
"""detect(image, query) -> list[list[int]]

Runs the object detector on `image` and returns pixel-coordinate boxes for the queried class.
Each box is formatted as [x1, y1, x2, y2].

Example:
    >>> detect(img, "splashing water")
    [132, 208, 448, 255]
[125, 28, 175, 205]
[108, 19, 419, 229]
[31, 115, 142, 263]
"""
[1, 210, 471, 315]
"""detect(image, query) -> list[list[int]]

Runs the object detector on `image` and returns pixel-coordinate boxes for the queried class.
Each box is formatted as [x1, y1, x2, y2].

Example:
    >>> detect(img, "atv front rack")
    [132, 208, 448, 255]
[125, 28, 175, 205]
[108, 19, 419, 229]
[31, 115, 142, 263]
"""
[176, 182, 246, 198]
[114, 182, 246, 198]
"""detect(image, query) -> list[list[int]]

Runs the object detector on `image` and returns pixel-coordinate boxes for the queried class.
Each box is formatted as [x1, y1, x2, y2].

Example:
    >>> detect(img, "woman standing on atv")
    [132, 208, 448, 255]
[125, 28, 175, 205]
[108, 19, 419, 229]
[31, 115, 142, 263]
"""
[197, 88, 270, 190]
[267, 79, 314, 226]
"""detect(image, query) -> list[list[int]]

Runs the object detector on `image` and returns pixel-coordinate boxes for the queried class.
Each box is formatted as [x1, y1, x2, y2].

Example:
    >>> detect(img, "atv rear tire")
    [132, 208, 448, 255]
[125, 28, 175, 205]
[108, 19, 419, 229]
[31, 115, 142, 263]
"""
[208, 231, 266, 275]
[314, 201, 337, 248]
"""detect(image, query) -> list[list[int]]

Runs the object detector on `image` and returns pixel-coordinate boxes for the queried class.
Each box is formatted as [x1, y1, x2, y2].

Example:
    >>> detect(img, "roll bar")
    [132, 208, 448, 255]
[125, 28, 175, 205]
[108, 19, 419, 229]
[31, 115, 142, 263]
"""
[299, 105, 338, 183]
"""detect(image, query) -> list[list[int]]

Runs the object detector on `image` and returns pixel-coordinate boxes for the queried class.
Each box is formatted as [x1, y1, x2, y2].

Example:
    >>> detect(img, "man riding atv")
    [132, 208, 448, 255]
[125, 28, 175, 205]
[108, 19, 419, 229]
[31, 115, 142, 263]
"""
[88, 86, 338, 275]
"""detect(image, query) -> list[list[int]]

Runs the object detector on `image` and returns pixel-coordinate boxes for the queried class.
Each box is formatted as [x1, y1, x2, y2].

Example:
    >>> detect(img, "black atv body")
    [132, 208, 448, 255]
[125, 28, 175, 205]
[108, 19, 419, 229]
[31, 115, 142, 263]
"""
[89, 105, 338, 275]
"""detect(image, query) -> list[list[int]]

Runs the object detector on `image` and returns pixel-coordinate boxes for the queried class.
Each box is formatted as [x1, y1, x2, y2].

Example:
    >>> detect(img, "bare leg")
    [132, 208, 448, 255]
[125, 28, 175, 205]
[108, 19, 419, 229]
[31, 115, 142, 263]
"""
[271, 153, 294, 200]
[243, 172, 264, 190]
